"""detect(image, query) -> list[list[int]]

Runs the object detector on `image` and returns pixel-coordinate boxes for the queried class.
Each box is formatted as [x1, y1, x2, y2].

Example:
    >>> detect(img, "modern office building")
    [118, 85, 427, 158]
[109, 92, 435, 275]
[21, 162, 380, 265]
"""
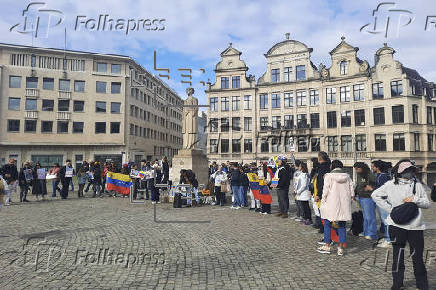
[0, 43, 183, 168]
[206, 34, 436, 183]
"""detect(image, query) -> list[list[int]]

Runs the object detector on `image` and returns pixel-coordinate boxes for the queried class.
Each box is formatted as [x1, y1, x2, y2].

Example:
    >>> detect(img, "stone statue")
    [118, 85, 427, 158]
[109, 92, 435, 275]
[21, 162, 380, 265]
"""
[182, 87, 198, 149]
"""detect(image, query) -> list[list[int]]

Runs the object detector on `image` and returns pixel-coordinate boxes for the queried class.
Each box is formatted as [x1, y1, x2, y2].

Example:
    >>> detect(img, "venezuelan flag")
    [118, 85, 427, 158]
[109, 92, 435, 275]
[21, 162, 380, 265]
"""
[106, 172, 132, 195]
[259, 184, 273, 204]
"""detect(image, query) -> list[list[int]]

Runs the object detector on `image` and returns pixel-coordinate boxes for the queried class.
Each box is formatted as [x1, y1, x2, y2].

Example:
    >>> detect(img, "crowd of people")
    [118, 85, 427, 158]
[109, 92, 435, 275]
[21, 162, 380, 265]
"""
[1, 152, 435, 290]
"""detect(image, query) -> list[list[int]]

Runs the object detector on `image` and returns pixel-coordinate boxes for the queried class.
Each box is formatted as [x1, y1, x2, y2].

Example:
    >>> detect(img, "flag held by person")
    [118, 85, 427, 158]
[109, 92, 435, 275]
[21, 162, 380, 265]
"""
[106, 172, 132, 195]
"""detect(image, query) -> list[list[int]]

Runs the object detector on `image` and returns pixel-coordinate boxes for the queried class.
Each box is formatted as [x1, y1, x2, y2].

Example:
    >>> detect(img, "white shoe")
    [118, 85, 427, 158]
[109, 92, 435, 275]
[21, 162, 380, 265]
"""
[157, 201, 161, 204]
[234, 206, 241, 210]
[151, 201, 156, 204]
[337, 247, 344, 256]
[358, 233, 364, 237]
[365, 236, 374, 240]
[377, 240, 392, 248]
[230, 206, 235, 209]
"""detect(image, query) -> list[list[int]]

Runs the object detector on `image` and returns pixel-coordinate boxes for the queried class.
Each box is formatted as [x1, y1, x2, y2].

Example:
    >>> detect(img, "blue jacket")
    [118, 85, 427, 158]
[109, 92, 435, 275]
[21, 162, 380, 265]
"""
[375, 172, 390, 190]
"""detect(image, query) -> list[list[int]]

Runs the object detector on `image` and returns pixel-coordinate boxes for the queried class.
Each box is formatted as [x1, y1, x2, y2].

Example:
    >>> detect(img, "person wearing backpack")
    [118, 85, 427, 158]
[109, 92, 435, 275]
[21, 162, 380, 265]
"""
[372, 159, 430, 290]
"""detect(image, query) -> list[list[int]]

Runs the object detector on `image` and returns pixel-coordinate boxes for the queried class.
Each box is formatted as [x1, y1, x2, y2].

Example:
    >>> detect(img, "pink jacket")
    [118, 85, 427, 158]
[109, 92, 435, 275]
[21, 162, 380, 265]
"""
[320, 169, 354, 222]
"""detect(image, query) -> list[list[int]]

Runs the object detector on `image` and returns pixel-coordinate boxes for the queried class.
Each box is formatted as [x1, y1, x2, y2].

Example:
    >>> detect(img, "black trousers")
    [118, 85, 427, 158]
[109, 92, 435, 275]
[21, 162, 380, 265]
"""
[299, 200, 312, 221]
[389, 225, 428, 290]
[261, 203, 271, 214]
[61, 178, 71, 199]
[276, 188, 289, 214]
[214, 186, 225, 205]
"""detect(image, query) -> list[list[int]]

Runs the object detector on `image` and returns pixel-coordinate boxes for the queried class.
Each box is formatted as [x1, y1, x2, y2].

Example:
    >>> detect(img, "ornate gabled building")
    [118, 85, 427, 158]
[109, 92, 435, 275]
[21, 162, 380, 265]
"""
[206, 34, 436, 183]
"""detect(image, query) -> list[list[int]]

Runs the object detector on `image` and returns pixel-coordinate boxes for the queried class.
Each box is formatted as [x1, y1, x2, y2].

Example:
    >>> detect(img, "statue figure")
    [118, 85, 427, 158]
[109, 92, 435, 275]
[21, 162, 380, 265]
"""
[182, 87, 198, 149]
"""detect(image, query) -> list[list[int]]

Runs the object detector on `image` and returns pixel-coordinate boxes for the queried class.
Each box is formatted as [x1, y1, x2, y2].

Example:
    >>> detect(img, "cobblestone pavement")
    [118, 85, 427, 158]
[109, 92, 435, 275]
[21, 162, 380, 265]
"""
[0, 190, 435, 290]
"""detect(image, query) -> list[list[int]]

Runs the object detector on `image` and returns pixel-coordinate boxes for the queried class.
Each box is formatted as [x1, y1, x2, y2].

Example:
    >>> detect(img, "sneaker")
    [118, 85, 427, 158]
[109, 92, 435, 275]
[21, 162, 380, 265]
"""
[230, 205, 236, 209]
[337, 247, 344, 256]
[151, 201, 156, 204]
[317, 239, 326, 245]
[157, 201, 161, 204]
[377, 240, 392, 248]
[317, 245, 331, 254]
[365, 236, 374, 240]
[5, 202, 11, 206]
[255, 208, 261, 212]
[294, 217, 302, 221]
[358, 233, 365, 237]
[234, 206, 241, 210]
[262, 212, 269, 215]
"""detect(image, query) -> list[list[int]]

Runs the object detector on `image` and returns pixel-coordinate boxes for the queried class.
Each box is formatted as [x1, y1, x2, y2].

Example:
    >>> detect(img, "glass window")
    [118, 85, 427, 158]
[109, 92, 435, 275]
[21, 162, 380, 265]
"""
[284, 115, 294, 129]
[110, 102, 121, 114]
[373, 108, 385, 125]
[74, 80, 85, 92]
[340, 61, 348, 75]
[209, 139, 218, 153]
[341, 111, 351, 127]
[8, 98, 20, 110]
[7, 120, 20, 132]
[260, 94, 268, 109]
[353, 84, 365, 101]
[284, 92, 294, 107]
[111, 82, 121, 94]
[25, 98, 37, 110]
[96, 81, 107, 93]
[232, 117, 241, 131]
[260, 139, 269, 152]
[271, 69, 280, 83]
[220, 118, 229, 132]
[284, 67, 292, 82]
[356, 134, 367, 151]
[97, 62, 107, 72]
[244, 117, 252, 131]
[43, 78, 54, 90]
[41, 121, 53, 133]
[428, 134, 434, 152]
[272, 138, 281, 152]
[111, 122, 120, 134]
[96, 101, 106, 113]
[95, 122, 106, 134]
[393, 133, 405, 151]
[58, 100, 70, 111]
[375, 134, 387, 151]
[271, 93, 281, 108]
[260, 117, 269, 130]
[341, 135, 352, 152]
[26, 77, 38, 88]
[24, 120, 37, 132]
[311, 137, 320, 152]
[221, 97, 229, 111]
[221, 139, 229, 153]
[392, 105, 404, 123]
[244, 139, 252, 153]
[309, 90, 319, 105]
[296, 91, 306, 106]
[232, 76, 240, 88]
[354, 109, 365, 126]
[296, 65, 306, 81]
[297, 114, 307, 128]
[111, 64, 121, 74]
[391, 80, 403, 96]
[232, 96, 240, 111]
[340, 86, 350, 102]
[232, 139, 241, 153]
[9, 76, 21, 88]
[210, 97, 218, 111]
[327, 136, 338, 152]
[209, 118, 218, 132]
[57, 121, 68, 133]
[244, 95, 252, 110]
[327, 111, 337, 128]
[73, 101, 85, 112]
[272, 116, 281, 129]
[427, 106, 433, 124]
[42, 99, 54, 111]
[326, 87, 336, 104]
[310, 113, 320, 129]
[372, 83, 384, 99]
[414, 133, 420, 151]
[59, 79, 70, 91]
[73, 122, 84, 133]
[221, 77, 229, 89]
[412, 105, 419, 124]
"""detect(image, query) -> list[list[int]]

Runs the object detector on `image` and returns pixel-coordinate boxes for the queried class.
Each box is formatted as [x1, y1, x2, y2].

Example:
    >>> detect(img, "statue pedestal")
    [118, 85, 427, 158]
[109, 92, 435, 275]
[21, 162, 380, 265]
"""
[171, 149, 209, 186]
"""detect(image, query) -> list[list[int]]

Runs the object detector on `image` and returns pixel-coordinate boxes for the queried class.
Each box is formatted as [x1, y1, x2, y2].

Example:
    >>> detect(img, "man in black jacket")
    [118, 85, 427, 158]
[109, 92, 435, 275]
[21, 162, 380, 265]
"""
[1, 158, 18, 205]
[59, 160, 74, 199]
[276, 157, 291, 218]
[314, 151, 331, 232]
[230, 163, 243, 209]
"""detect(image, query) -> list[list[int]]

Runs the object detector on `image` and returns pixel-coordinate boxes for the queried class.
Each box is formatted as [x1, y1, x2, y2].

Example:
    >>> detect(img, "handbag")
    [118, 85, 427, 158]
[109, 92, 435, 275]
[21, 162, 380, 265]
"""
[220, 181, 227, 193]
[390, 180, 419, 225]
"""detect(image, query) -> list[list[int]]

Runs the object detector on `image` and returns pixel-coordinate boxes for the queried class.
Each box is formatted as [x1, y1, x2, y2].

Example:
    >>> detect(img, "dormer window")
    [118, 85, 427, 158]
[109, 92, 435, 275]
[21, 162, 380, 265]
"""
[340, 60, 348, 75]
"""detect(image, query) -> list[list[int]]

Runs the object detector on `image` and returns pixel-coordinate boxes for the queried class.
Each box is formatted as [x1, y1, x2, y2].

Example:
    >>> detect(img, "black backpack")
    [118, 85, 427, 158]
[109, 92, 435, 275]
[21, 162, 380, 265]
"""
[173, 192, 182, 208]
[350, 211, 363, 236]
[390, 181, 419, 225]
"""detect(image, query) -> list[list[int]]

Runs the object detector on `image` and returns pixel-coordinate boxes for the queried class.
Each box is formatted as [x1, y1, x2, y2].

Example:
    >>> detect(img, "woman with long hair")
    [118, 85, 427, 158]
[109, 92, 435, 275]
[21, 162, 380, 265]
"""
[372, 159, 430, 290]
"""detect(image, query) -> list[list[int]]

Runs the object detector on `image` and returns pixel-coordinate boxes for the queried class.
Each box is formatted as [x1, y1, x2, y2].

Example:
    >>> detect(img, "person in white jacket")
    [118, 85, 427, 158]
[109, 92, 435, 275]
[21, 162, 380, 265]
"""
[210, 165, 228, 206]
[0, 174, 9, 209]
[372, 159, 430, 290]
[294, 162, 312, 225]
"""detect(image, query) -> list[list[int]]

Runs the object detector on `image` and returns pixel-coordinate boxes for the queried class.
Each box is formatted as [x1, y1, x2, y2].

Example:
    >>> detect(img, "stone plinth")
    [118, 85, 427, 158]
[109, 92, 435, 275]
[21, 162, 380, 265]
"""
[171, 149, 209, 186]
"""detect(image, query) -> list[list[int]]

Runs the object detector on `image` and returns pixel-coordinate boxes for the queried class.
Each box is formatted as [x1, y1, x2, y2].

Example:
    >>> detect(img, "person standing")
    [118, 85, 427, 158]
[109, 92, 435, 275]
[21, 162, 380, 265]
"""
[59, 160, 74, 199]
[32, 162, 47, 201]
[49, 163, 61, 197]
[92, 161, 102, 197]
[230, 163, 243, 209]
[18, 161, 33, 202]
[317, 160, 354, 256]
[354, 162, 378, 240]
[210, 165, 228, 206]
[371, 160, 392, 248]
[161, 156, 169, 184]
[372, 160, 430, 290]
[314, 152, 331, 234]
[240, 165, 250, 208]
[1, 158, 18, 205]
[292, 160, 303, 221]
[0, 172, 9, 209]
[275, 156, 291, 219]
[77, 167, 87, 198]
[295, 162, 312, 225]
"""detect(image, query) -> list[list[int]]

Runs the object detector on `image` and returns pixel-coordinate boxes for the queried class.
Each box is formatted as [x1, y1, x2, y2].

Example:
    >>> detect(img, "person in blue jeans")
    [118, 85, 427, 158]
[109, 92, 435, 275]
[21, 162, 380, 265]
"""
[371, 160, 392, 247]
[230, 163, 243, 209]
[354, 162, 378, 240]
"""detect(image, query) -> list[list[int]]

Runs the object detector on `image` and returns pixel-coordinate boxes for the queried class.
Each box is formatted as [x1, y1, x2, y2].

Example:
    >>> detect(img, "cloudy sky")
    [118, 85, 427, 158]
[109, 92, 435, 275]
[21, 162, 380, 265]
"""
[1, 0, 436, 105]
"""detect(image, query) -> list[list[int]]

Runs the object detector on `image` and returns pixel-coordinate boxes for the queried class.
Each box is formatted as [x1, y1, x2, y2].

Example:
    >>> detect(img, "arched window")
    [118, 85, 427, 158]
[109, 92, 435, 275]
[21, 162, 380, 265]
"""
[340, 60, 348, 75]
